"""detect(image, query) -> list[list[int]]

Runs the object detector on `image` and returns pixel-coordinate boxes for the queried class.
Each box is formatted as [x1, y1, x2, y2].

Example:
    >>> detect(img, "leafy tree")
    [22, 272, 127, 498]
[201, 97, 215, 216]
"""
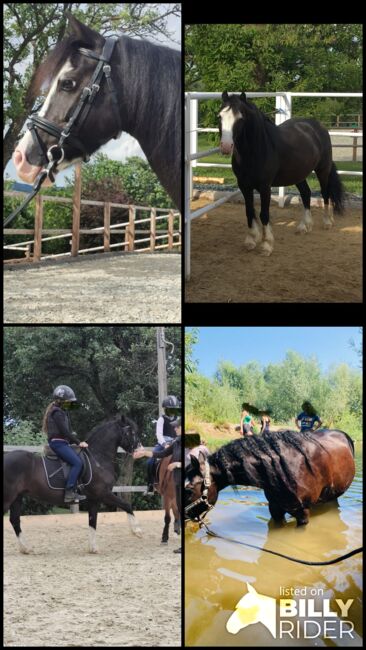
[4, 326, 181, 445]
[185, 23, 362, 133]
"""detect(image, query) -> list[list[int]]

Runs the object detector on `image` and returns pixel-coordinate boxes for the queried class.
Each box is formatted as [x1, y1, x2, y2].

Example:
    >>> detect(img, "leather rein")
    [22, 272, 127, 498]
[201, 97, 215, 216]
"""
[5, 37, 121, 228]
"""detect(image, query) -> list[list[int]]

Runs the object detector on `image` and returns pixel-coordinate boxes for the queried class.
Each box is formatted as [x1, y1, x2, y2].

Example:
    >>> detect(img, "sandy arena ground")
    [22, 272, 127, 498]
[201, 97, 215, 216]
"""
[4, 511, 181, 647]
[186, 199, 362, 302]
[4, 252, 181, 323]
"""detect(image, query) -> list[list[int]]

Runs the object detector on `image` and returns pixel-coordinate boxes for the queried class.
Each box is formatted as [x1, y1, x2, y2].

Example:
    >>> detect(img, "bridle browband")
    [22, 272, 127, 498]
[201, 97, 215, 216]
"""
[184, 459, 215, 524]
[5, 37, 121, 227]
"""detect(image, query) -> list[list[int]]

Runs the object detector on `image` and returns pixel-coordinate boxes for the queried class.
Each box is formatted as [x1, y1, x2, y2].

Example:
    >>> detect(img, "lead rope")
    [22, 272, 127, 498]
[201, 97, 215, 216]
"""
[199, 520, 362, 566]
[4, 154, 59, 227]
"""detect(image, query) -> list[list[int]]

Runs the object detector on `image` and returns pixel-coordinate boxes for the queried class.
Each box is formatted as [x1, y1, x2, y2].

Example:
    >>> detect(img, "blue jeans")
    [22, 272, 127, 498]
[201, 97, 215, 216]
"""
[49, 440, 83, 489]
[147, 438, 173, 482]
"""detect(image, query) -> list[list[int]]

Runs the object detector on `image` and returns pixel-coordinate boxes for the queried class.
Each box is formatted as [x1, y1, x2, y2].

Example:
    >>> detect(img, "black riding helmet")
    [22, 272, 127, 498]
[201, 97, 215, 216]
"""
[53, 385, 79, 410]
[162, 395, 181, 417]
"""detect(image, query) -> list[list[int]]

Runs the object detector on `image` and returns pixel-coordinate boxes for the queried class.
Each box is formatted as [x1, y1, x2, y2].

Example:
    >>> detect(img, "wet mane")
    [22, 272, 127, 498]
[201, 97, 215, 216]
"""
[210, 430, 325, 494]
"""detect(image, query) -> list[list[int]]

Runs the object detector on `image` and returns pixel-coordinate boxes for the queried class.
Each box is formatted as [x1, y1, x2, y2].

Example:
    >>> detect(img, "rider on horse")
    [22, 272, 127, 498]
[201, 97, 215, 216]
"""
[146, 395, 181, 494]
[42, 385, 88, 503]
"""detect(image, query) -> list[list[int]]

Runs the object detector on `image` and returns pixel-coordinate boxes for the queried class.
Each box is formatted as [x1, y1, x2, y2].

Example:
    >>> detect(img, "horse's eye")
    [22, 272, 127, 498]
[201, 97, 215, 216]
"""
[60, 79, 75, 91]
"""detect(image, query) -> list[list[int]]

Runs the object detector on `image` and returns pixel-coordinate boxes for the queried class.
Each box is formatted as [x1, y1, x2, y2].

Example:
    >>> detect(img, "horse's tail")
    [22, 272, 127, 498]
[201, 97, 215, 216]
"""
[327, 162, 345, 214]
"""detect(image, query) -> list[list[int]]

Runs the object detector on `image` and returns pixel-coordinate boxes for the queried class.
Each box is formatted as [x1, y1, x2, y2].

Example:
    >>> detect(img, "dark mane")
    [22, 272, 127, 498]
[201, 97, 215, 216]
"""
[233, 99, 278, 172]
[210, 430, 325, 495]
[85, 414, 136, 443]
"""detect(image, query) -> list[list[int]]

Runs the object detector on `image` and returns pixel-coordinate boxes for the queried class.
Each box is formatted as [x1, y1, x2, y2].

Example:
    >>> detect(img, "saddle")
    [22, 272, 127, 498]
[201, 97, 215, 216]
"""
[155, 455, 173, 494]
[42, 444, 92, 491]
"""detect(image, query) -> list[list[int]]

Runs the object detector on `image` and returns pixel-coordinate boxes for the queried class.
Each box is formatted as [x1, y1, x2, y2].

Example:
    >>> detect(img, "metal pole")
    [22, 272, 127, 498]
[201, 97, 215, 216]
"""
[157, 327, 168, 416]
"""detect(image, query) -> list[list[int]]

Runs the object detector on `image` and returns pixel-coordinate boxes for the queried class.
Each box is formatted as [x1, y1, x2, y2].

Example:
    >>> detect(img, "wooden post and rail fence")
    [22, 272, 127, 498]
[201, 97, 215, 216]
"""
[4, 192, 181, 262]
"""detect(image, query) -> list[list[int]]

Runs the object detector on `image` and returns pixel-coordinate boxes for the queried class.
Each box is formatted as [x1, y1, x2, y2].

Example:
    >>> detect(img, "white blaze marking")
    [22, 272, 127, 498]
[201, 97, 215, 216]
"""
[219, 106, 242, 152]
[38, 61, 74, 118]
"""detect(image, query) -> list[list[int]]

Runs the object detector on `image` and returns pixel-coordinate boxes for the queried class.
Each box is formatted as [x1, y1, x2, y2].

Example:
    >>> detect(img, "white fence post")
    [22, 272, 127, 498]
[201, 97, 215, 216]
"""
[276, 92, 292, 207]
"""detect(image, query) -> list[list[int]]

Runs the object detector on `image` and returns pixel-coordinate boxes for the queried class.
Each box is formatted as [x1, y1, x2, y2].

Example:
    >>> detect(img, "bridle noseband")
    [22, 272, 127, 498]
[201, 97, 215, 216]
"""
[5, 37, 121, 227]
[185, 459, 214, 525]
[28, 37, 121, 176]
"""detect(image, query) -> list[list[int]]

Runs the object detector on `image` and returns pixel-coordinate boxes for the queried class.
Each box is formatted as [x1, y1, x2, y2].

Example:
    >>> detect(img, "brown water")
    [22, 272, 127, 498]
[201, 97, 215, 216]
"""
[185, 442, 362, 647]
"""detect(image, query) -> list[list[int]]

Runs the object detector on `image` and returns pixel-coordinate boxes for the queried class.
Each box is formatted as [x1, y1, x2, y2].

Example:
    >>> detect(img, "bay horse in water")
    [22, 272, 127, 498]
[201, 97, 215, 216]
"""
[185, 429, 355, 527]
[156, 455, 180, 544]
[12, 13, 181, 211]
[219, 92, 345, 255]
[4, 414, 143, 554]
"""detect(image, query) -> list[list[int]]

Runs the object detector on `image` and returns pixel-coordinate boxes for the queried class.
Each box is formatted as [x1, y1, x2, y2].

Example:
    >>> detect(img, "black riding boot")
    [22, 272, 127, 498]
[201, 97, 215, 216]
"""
[146, 460, 155, 495]
[64, 488, 86, 503]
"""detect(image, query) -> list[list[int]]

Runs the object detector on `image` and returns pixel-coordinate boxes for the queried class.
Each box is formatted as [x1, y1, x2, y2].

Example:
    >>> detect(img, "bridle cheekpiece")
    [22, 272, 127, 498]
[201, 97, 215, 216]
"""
[185, 459, 214, 525]
[5, 37, 121, 227]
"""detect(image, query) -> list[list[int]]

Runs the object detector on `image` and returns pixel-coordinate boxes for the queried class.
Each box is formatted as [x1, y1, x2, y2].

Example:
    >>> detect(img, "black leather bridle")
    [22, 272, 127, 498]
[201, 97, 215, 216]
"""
[185, 460, 215, 524]
[5, 37, 121, 227]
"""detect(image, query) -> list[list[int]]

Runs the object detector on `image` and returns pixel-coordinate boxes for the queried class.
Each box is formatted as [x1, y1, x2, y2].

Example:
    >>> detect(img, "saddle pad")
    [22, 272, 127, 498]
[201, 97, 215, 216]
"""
[41, 453, 92, 490]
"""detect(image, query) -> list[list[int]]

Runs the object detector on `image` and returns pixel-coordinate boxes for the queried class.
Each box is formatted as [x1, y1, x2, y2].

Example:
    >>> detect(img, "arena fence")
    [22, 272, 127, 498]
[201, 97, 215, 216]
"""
[185, 91, 363, 279]
[4, 195, 181, 262]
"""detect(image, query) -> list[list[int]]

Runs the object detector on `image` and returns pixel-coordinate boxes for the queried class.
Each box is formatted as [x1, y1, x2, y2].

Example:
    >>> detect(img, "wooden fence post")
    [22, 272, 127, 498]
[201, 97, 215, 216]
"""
[168, 210, 174, 250]
[150, 208, 156, 251]
[33, 194, 43, 261]
[71, 163, 81, 256]
[104, 202, 111, 252]
[125, 206, 135, 251]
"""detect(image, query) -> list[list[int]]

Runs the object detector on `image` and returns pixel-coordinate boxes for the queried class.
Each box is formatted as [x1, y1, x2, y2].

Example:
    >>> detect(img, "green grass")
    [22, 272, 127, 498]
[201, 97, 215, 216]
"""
[194, 134, 362, 195]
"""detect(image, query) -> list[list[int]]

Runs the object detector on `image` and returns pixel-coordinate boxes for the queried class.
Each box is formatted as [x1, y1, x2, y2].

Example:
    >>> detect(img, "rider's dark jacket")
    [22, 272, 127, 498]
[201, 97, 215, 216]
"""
[47, 405, 81, 444]
[153, 436, 181, 485]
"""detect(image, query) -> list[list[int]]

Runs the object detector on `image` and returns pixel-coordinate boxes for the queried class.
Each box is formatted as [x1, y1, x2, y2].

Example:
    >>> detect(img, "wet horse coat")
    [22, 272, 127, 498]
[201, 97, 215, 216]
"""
[185, 429, 355, 526]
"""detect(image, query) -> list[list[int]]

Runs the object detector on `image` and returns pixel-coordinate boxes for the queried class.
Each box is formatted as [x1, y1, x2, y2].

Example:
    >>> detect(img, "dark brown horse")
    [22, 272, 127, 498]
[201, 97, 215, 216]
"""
[4, 415, 143, 554]
[156, 455, 180, 544]
[185, 429, 355, 527]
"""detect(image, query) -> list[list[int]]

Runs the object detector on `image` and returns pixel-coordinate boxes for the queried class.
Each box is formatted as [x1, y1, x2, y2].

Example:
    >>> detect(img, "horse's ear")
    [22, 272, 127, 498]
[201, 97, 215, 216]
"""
[222, 91, 229, 102]
[240, 92, 247, 103]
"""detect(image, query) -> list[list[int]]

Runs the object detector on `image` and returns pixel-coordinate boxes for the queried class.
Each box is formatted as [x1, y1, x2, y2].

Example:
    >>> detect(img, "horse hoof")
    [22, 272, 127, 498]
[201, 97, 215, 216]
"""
[323, 223, 332, 230]
[260, 243, 273, 256]
[89, 548, 99, 554]
[244, 241, 257, 251]
[133, 527, 143, 538]
[161, 540, 168, 545]
[296, 224, 307, 235]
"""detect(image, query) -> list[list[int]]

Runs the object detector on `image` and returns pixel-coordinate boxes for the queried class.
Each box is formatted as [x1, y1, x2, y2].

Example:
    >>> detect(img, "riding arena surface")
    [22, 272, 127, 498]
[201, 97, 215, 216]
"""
[4, 511, 181, 647]
[186, 198, 362, 302]
[4, 252, 181, 323]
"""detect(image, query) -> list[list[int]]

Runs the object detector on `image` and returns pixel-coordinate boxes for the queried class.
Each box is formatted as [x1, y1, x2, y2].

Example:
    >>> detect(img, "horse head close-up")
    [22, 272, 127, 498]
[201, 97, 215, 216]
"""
[12, 13, 181, 210]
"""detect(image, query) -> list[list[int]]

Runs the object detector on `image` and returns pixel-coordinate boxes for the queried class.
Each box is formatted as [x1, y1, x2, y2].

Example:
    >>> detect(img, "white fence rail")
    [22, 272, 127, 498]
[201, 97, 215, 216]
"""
[185, 91, 363, 280]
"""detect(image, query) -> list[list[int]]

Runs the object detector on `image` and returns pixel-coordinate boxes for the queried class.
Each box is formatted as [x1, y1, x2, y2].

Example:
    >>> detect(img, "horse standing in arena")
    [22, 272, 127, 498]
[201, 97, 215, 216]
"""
[219, 92, 345, 255]
[4, 414, 143, 554]
[185, 429, 355, 526]
[155, 455, 181, 544]
[11, 13, 181, 211]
